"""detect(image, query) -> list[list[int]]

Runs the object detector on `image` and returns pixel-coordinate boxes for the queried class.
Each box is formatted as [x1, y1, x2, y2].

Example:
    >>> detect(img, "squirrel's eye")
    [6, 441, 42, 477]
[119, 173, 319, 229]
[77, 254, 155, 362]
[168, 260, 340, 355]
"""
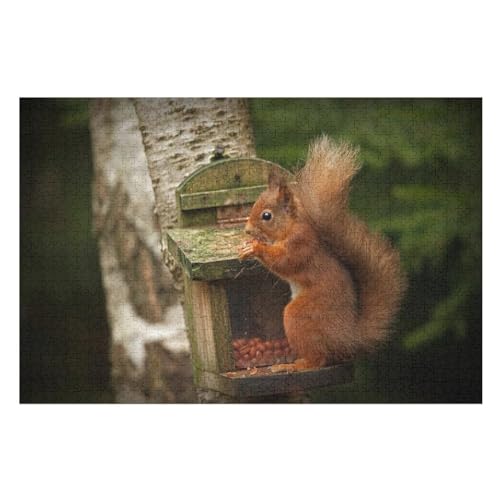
[261, 211, 272, 221]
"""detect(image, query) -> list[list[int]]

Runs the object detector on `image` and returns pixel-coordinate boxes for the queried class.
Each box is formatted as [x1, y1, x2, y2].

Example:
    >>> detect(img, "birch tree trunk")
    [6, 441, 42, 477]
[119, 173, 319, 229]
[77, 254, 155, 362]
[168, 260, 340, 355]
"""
[133, 98, 256, 252]
[133, 98, 256, 401]
[90, 98, 195, 403]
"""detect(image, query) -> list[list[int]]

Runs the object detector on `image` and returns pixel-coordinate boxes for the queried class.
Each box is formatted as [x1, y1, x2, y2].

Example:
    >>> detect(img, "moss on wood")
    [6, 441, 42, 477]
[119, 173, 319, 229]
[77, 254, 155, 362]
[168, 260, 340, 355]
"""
[167, 226, 265, 280]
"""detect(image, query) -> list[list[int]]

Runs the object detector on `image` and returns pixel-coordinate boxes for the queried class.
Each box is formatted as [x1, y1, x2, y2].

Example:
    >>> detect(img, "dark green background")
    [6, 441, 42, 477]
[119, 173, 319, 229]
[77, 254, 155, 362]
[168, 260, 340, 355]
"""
[20, 98, 482, 403]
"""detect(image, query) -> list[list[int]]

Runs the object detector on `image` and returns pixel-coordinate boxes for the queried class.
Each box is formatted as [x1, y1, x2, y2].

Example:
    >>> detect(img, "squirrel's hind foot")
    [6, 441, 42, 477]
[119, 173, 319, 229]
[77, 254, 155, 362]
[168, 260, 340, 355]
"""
[269, 359, 323, 373]
[293, 358, 325, 370]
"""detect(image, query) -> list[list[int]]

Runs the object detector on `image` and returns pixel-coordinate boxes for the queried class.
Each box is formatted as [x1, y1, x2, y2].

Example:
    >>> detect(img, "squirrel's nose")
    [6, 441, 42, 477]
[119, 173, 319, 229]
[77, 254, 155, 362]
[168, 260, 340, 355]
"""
[244, 222, 253, 235]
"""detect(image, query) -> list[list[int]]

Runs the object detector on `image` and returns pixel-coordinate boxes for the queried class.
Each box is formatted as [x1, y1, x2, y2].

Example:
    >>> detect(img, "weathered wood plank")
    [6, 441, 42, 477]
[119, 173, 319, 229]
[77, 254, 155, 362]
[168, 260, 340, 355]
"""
[177, 158, 286, 194]
[199, 363, 355, 399]
[189, 281, 219, 374]
[209, 282, 234, 372]
[180, 185, 267, 211]
[181, 276, 202, 386]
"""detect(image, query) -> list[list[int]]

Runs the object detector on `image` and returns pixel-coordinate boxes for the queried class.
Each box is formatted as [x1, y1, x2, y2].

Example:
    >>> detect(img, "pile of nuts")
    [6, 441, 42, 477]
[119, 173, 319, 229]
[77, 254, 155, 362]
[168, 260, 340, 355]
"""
[232, 336, 296, 369]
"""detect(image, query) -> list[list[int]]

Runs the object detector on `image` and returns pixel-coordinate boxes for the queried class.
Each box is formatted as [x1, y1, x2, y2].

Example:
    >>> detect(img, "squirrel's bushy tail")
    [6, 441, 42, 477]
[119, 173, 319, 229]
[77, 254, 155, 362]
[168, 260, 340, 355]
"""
[296, 136, 407, 347]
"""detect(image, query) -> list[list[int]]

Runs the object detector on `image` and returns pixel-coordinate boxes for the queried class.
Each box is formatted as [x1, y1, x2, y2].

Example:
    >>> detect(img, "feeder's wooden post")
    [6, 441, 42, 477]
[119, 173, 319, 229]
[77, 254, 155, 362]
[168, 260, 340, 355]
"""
[134, 98, 256, 402]
[183, 279, 234, 385]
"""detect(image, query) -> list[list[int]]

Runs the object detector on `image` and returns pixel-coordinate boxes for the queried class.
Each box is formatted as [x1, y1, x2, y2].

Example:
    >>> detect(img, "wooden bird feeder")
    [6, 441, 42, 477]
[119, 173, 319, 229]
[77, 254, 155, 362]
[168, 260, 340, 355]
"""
[166, 157, 354, 400]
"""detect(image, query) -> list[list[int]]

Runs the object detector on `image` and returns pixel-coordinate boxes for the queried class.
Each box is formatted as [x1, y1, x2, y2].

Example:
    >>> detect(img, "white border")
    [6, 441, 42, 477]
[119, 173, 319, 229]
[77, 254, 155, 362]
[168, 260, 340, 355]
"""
[3, 1, 498, 499]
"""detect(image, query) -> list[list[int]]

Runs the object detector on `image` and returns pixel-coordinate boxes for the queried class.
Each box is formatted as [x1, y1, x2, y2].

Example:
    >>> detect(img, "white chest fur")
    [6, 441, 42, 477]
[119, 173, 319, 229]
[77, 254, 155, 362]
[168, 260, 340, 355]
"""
[288, 282, 302, 299]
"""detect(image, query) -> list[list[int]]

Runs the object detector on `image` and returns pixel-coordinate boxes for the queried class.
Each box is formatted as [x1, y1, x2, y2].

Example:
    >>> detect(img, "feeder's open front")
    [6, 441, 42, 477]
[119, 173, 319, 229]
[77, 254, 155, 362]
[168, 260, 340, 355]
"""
[166, 158, 354, 399]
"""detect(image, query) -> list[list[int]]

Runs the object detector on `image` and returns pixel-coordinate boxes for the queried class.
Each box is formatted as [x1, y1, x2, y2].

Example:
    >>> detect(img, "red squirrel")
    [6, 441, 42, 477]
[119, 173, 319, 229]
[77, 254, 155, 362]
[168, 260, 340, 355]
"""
[238, 136, 407, 369]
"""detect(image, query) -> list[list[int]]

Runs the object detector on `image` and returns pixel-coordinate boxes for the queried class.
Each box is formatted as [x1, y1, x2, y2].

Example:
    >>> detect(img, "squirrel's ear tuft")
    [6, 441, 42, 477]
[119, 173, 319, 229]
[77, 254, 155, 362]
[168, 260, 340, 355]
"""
[268, 170, 296, 215]
[268, 170, 287, 191]
[279, 184, 296, 215]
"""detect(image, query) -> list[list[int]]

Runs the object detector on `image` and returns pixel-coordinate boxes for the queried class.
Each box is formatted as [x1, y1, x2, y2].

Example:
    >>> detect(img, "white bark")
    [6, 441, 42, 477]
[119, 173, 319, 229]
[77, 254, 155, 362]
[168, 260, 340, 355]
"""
[90, 98, 193, 402]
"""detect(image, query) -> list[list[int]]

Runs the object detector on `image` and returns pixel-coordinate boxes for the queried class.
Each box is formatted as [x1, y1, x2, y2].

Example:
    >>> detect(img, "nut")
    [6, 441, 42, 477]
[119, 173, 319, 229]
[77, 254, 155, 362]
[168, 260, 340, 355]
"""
[232, 336, 296, 369]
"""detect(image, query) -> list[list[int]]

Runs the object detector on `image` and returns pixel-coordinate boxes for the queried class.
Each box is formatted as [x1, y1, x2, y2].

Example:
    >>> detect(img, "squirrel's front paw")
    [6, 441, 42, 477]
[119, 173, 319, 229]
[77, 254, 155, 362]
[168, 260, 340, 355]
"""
[238, 240, 258, 260]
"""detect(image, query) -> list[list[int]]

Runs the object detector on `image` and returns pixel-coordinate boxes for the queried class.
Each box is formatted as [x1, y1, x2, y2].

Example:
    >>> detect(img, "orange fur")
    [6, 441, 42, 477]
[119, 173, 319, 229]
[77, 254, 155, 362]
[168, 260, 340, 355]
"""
[239, 136, 407, 367]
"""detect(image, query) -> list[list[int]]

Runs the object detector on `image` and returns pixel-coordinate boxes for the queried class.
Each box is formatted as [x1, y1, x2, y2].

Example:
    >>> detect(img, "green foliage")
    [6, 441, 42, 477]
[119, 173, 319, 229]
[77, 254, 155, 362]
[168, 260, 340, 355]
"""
[250, 98, 481, 352]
